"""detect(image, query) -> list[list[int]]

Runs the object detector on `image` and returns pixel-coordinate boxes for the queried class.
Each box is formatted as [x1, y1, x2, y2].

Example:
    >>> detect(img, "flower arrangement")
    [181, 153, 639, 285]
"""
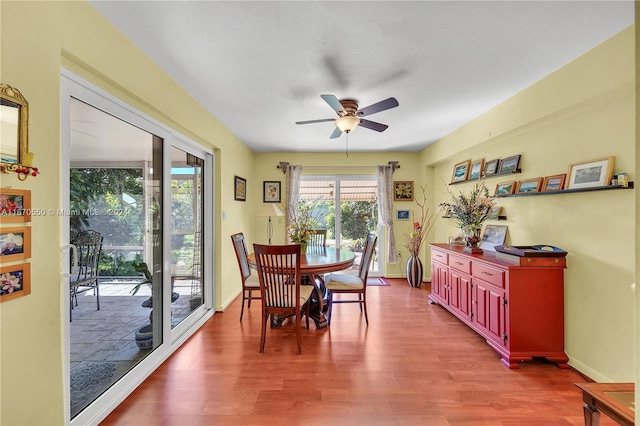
[287, 201, 318, 243]
[404, 185, 440, 257]
[445, 180, 495, 238]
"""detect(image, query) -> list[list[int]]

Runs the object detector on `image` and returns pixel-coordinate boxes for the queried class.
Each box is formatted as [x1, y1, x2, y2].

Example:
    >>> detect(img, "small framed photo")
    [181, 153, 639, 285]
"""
[516, 177, 543, 194]
[488, 206, 503, 220]
[468, 159, 485, 180]
[567, 156, 615, 189]
[542, 174, 567, 192]
[0, 263, 31, 302]
[0, 188, 31, 223]
[484, 159, 500, 177]
[234, 176, 247, 201]
[480, 225, 508, 252]
[451, 160, 470, 183]
[393, 181, 414, 201]
[495, 181, 516, 196]
[396, 209, 410, 221]
[263, 181, 281, 203]
[498, 155, 521, 174]
[0, 226, 31, 262]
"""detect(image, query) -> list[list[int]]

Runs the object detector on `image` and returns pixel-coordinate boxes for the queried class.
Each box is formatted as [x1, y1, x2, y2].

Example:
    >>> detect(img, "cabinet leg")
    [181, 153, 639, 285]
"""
[583, 403, 600, 426]
[546, 355, 569, 369]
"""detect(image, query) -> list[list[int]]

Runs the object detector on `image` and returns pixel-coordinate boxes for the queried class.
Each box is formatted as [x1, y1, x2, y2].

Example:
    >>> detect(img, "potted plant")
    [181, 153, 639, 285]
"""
[445, 180, 495, 254]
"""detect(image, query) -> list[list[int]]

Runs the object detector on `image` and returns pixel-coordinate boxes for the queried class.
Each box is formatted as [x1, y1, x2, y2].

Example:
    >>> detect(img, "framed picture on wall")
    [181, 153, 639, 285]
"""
[497, 155, 521, 174]
[542, 174, 567, 192]
[396, 209, 410, 221]
[495, 181, 516, 196]
[234, 176, 247, 201]
[393, 181, 414, 201]
[263, 181, 281, 203]
[0, 263, 31, 302]
[468, 159, 485, 180]
[451, 160, 470, 183]
[567, 156, 615, 189]
[516, 177, 543, 194]
[0, 188, 31, 223]
[0, 226, 31, 263]
[484, 159, 500, 176]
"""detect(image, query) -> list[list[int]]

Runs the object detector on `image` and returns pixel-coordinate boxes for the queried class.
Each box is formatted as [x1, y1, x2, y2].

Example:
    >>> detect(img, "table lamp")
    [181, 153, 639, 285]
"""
[256, 204, 285, 244]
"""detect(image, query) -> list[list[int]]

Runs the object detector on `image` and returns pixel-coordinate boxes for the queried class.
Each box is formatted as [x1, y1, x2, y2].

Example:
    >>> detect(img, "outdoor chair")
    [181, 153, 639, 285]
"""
[69, 230, 103, 321]
[253, 243, 312, 354]
[231, 233, 261, 321]
[324, 233, 378, 326]
[307, 229, 327, 254]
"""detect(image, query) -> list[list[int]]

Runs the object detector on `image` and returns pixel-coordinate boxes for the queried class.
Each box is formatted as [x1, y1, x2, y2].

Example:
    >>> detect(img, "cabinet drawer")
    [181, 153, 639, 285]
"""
[473, 262, 505, 288]
[432, 250, 448, 265]
[449, 255, 471, 274]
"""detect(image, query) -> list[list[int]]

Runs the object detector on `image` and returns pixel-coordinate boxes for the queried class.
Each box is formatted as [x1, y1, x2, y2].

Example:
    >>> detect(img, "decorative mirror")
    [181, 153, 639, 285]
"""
[1, 84, 28, 165]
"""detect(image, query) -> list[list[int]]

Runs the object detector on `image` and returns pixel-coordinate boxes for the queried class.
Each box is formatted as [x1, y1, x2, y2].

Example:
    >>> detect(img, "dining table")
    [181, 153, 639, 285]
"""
[247, 246, 356, 329]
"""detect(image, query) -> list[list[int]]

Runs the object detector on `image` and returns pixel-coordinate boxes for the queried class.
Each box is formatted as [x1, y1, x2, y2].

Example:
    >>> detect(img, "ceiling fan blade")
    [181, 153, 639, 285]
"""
[357, 97, 399, 117]
[320, 94, 345, 114]
[359, 119, 389, 132]
[295, 118, 335, 125]
[329, 127, 343, 139]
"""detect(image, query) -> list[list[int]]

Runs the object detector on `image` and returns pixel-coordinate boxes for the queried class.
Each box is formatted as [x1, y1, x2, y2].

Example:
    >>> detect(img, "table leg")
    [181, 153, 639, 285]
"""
[583, 403, 601, 426]
[306, 274, 329, 329]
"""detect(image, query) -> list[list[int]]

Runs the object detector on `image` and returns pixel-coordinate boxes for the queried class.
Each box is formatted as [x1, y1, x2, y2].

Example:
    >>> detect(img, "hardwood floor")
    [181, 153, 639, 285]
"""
[102, 279, 614, 425]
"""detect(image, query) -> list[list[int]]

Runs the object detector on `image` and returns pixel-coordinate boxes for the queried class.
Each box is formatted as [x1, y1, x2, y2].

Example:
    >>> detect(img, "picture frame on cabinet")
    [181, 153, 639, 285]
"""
[495, 181, 516, 196]
[516, 177, 543, 194]
[0, 262, 31, 302]
[451, 160, 470, 183]
[497, 155, 521, 174]
[396, 209, 410, 221]
[484, 159, 500, 176]
[393, 181, 414, 201]
[0, 188, 31, 223]
[567, 156, 615, 189]
[468, 159, 485, 180]
[542, 174, 567, 192]
[234, 176, 247, 201]
[480, 224, 508, 251]
[0, 226, 31, 262]
[263, 181, 281, 203]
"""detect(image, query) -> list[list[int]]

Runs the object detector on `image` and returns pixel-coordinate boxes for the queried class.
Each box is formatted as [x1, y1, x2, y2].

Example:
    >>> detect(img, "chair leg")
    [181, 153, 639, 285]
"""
[96, 279, 100, 311]
[247, 289, 252, 308]
[362, 293, 369, 326]
[358, 293, 363, 312]
[260, 311, 268, 353]
[327, 291, 334, 325]
[295, 310, 302, 355]
[240, 290, 246, 321]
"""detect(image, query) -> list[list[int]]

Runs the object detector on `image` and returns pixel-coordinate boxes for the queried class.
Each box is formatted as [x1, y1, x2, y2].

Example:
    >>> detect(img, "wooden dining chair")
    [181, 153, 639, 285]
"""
[308, 229, 327, 249]
[324, 233, 378, 326]
[253, 243, 312, 354]
[231, 233, 261, 321]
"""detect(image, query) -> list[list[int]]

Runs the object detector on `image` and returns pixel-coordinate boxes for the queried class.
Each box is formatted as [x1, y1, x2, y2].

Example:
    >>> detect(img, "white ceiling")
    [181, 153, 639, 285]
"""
[87, 1, 634, 153]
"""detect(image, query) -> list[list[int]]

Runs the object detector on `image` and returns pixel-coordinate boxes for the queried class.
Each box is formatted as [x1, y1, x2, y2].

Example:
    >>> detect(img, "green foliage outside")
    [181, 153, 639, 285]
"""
[326, 200, 378, 251]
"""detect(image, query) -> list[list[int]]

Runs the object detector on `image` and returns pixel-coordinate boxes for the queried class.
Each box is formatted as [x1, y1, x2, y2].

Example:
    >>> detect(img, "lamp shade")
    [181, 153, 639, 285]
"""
[335, 115, 361, 133]
[256, 203, 285, 217]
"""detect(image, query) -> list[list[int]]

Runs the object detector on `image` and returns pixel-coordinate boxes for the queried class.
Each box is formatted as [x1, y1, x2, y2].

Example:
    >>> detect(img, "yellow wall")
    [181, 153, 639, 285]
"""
[422, 27, 635, 382]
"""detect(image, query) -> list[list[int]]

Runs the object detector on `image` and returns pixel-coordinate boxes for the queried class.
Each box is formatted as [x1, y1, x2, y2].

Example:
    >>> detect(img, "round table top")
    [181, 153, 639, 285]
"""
[248, 246, 356, 275]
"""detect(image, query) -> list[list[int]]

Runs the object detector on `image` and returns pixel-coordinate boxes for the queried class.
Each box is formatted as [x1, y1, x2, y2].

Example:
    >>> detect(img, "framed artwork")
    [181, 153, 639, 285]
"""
[468, 159, 485, 180]
[484, 159, 500, 176]
[234, 176, 247, 201]
[567, 156, 615, 190]
[0, 188, 31, 223]
[0, 263, 31, 302]
[0, 226, 31, 262]
[495, 181, 516, 196]
[487, 206, 503, 220]
[542, 174, 567, 192]
[393, 181, 414, 201]
[263, 181, 281, 203]
[451, 160, 470, 183]
[480, 224, 508, 251]
[498, 155, 521, 174]
[396, 209, 410, 221]
[516, 177, 543, 194]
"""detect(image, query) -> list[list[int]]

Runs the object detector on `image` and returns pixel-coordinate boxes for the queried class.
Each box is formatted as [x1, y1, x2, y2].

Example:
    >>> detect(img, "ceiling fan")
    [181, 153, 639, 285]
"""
[296, 94, 399, 139]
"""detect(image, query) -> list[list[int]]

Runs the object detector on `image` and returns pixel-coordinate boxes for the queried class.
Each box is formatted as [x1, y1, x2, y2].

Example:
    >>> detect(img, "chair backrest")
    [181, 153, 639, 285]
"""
[70, 230, 103, 282]
[231, 233, 252, 283]
[308, 229, 327, 248]
[253, 243, 301, 309]
[358, 233, 378, 284]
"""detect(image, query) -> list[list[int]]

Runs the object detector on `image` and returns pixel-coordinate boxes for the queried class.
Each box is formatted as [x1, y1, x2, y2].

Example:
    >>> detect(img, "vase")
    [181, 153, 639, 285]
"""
[300, 241, 307, 254]
[406, 255, 423, 288]
[463, 230, 483, 254]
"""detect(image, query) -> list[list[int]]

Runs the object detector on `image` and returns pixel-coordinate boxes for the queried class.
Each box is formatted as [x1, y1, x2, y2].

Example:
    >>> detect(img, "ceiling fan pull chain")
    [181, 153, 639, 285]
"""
[345, 133, 349, 158]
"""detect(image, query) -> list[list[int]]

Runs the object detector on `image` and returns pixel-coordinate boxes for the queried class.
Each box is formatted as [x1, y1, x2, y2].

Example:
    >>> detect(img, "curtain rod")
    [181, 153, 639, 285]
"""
[277, 161, 400, 174]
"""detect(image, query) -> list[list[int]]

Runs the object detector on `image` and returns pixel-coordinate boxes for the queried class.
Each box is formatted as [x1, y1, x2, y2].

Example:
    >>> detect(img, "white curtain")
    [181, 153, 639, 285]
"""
[284, 164, 302, 243]
[377, 165, 398, 263]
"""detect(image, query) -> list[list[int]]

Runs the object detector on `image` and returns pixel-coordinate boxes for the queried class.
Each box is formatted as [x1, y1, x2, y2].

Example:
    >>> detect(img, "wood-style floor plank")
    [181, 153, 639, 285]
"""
[101, 279, 617, 425]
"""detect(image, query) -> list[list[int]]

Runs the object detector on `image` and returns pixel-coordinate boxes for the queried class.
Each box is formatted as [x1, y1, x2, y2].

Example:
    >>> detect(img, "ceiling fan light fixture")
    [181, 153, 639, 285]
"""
[336, 115, 360, 133]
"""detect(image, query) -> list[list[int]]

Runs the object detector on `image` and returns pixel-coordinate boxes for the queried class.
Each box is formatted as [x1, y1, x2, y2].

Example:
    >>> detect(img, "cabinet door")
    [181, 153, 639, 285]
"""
[430, 262, 449, 304]
[449, 270, 472, 321]
[486, 286, 507, 347]
[473, 281, 489, 332]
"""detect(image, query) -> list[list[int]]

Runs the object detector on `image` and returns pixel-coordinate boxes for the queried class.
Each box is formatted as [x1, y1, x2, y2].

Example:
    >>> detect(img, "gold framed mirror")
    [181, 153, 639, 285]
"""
[1, 84, 29, 166]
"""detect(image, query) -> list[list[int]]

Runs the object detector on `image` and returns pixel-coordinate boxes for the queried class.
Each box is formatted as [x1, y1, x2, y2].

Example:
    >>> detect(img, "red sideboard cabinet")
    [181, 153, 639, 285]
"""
[429, 243, 568, 369]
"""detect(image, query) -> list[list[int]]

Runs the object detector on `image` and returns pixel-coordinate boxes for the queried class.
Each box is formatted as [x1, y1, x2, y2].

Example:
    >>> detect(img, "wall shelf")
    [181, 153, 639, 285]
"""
[493, 182, 634, 198]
